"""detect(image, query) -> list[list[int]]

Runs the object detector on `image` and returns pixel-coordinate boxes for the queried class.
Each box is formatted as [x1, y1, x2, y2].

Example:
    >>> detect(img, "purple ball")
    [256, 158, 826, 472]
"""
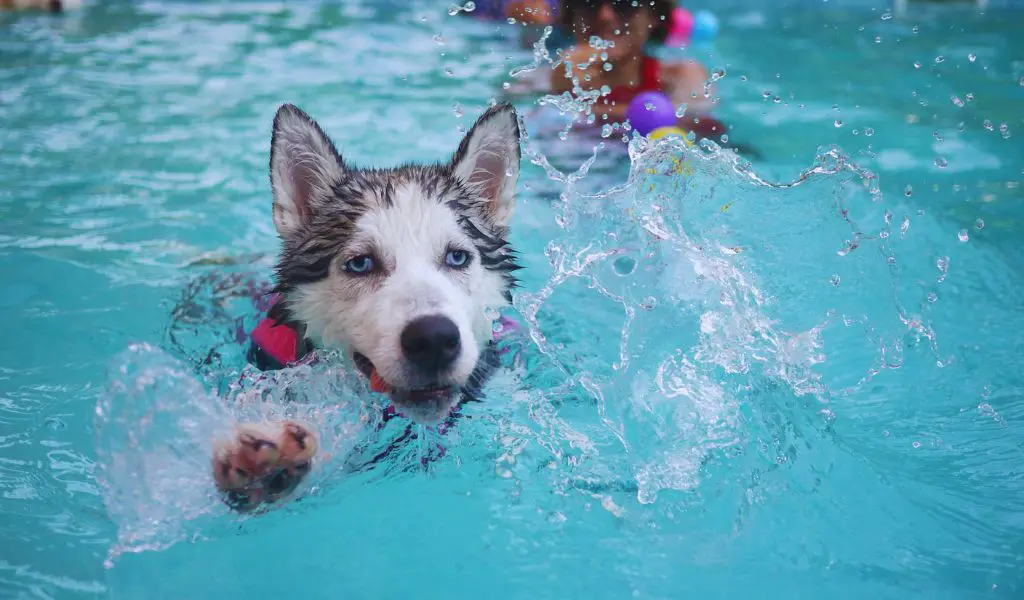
[626, 92, 676, 136]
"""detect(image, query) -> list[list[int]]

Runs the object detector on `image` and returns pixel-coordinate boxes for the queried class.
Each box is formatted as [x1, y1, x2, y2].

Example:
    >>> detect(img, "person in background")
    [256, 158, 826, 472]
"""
[0, 0, 75, 11]
[469, 0, 555, 23]
[504, 0, 556, 25]
[549, 0, 726, 141]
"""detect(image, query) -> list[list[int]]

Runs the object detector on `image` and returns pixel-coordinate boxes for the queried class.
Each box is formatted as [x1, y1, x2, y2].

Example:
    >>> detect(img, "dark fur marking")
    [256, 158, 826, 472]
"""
[238, 433, 277, 453]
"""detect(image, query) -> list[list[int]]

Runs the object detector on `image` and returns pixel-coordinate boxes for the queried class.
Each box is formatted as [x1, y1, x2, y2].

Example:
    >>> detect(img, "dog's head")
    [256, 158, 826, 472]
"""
[267, 102, 521, 424]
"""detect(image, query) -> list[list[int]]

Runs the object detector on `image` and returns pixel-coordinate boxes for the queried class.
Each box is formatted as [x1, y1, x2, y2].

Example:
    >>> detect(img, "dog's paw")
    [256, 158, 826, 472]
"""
[211, 420, 318, 511]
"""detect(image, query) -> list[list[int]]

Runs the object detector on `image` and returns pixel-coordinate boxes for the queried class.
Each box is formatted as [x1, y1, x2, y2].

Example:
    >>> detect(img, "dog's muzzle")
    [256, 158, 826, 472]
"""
[400, 315, 461, 374]
[352, 314, 467, 423]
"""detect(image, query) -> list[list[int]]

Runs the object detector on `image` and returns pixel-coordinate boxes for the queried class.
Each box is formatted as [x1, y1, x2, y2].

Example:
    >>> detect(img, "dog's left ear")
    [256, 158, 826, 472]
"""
[451, 103, 521, 228]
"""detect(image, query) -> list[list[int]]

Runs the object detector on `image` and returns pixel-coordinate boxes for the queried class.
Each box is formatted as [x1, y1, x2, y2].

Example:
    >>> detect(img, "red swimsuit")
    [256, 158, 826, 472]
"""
[603, 55, 663, 106]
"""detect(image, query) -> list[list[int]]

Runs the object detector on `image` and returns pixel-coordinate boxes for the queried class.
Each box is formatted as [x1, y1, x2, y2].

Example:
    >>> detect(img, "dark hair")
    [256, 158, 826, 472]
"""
[560, 0, 675, 44]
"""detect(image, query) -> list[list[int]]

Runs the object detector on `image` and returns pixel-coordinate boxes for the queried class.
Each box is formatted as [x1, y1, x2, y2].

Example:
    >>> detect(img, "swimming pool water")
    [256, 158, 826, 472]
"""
[1, 1, 1023, 598]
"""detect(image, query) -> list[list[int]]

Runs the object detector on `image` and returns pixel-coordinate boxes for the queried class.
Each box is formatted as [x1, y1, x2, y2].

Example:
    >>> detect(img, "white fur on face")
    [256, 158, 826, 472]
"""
[287, 182, 510, 390]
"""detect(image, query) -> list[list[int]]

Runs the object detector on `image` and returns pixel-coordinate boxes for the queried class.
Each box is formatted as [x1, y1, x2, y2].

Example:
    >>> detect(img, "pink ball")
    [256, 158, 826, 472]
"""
[665, 7, 694, 47]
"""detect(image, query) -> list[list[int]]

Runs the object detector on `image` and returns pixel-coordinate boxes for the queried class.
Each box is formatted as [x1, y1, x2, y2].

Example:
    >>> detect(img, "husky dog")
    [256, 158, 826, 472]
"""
[211, 102, 523, 510]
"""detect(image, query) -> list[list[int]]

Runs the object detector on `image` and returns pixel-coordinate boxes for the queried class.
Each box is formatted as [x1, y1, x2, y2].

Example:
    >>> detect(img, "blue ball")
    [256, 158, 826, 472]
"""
[691, 10, 719, 43]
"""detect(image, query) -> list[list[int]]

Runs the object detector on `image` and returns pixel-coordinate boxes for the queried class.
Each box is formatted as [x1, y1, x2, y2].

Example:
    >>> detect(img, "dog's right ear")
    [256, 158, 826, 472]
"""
[269, 104, 346, 238]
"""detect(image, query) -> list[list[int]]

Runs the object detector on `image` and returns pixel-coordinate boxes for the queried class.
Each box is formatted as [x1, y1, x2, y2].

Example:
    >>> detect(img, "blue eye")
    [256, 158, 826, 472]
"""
[343, 255, 375, 274]
[445, 249, 470, 269]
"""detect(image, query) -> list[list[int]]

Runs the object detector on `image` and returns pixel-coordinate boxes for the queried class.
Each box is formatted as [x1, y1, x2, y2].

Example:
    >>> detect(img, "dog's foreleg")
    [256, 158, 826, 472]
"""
[210, 420, 318, 512]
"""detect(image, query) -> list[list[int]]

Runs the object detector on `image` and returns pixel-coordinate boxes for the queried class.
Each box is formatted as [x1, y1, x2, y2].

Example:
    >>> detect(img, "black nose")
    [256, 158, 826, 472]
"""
[400, 315, 462, 373]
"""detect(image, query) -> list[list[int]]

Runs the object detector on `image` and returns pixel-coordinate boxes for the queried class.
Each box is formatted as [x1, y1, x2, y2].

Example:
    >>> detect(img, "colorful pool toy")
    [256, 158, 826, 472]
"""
[626, 91, 677, 136]
[648, 126, 693, 146]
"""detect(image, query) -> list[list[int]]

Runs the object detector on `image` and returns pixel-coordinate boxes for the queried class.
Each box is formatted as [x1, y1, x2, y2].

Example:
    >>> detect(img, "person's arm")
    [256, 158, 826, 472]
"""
[549, 43, 633, 96]
[659, 60, 717, 115]
[504, 0, 554, 25]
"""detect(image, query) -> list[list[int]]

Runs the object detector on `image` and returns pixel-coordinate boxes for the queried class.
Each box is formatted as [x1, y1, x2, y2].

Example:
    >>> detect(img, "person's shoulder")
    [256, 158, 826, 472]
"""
[658, 59, 708, 78]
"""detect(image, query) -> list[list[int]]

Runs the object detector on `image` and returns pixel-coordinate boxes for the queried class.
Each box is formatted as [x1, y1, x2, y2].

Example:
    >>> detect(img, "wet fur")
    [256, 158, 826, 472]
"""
[267, 102, 522, 421]
[212, 102, 523, 509]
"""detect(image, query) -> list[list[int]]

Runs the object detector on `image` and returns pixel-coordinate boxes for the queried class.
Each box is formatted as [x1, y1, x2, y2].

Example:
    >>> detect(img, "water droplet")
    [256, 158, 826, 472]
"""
[830, 275, 841, 287]
[975, 218, 985, 230]
[999, 123, 1011, 140]
[772, 96, 781, 104]
[502, 81, 511, 90]
[934, 55, 944, 64]
[968, 53, 976, 62]
[904, 185, 913, 197]
[452, 102, 463, 117]
[447, 1, 476, 16]
[864, 127, 875, 137]
[674, 103, 688, 118]
[433, 34, 445, 45]
[881, 12, 892, 20]
[444, 67, 455, 77]
[875, 36, 882, 44]
[740, 75, 748, 82]
[965, 93, 974, 102]
[603, 62, 613, 72]
[912, 25, 919, 33]
[601, 124, 613, 138]
[834, 119, 844, 128]
[720, 133, 729, 144]
[913, 61, 921, 69]
[710, 68, 726, 82]
[957, 229, 969, 242]
[934, 156, 948, 169]
[762, 90, 772, 99]
[900, 216, 911, 238]
[933, 131, 943, 141]
[912, 441, 922, 448]
[983, 119, 994, 131]
[951, 95, 964, 107]
[927, 292, 938, 303]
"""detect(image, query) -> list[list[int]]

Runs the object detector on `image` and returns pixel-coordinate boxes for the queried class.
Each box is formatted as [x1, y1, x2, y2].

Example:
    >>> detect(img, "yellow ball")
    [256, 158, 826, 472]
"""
[648, 126, 694, 147]
[648, 126, 686, 140]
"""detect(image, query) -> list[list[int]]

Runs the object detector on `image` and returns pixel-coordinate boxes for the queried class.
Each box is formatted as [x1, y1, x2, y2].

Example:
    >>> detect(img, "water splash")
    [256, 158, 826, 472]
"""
[486, 125, 925, 506]
[95, 343, 371, 565]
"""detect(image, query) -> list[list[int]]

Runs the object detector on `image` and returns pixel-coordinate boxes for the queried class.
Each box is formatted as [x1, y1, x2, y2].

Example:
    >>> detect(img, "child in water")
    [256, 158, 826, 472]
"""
[471, 0, 556, 24]
[550, 0, 727, 141]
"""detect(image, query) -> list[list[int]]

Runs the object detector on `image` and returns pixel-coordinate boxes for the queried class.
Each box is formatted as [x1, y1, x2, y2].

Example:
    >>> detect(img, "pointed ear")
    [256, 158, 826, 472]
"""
[269, 104, 345, 238]
[451, 103, 521, 228]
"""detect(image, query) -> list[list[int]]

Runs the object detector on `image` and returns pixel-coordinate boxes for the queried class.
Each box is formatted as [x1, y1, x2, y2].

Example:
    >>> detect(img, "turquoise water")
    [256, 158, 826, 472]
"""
[2, 1, 1023, 598]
